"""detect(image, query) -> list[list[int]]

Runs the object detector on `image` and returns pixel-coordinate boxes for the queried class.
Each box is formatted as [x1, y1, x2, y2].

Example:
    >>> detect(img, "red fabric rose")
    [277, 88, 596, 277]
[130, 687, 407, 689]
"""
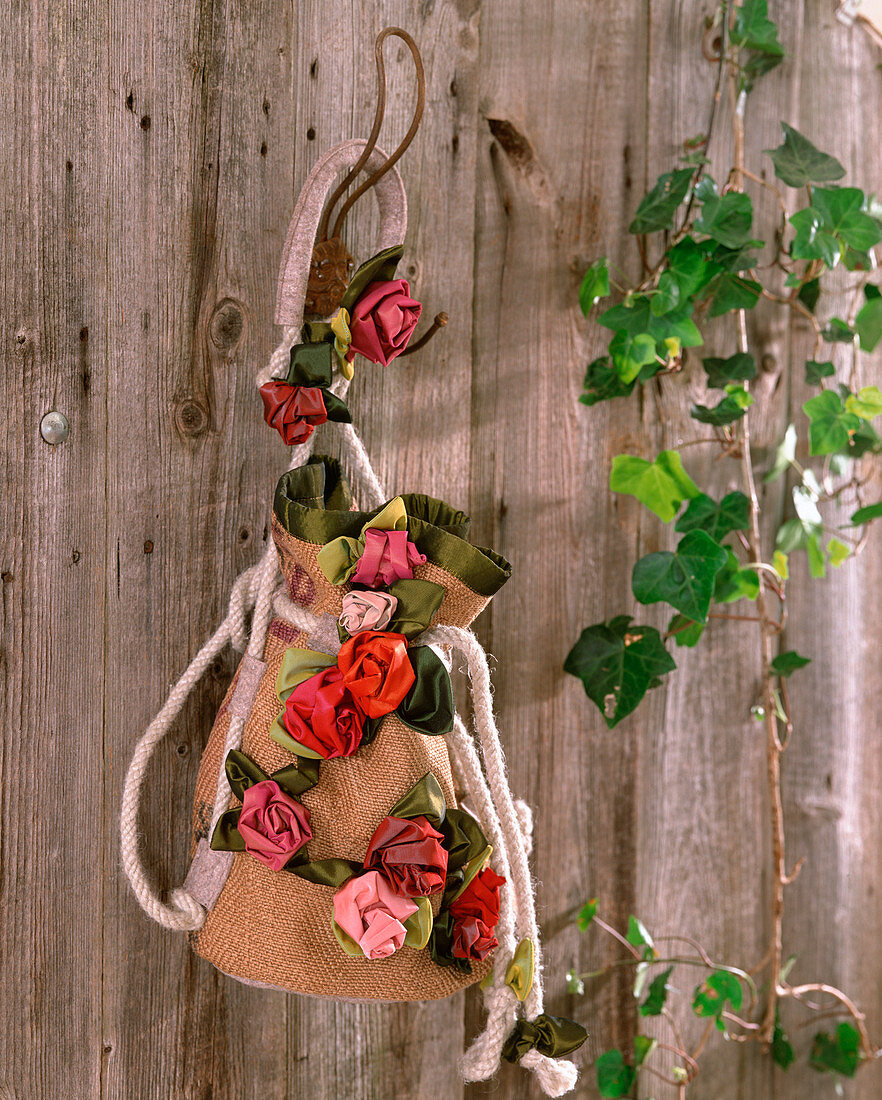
[346, 279, 422, 366]
[337, 630, 415, 719]
[363, 814, 449, 897]
[449, 867, 506, 961]
[237, 779, 312, 871]
[259, 381, 327, 445]
[282, 666, 367, 758]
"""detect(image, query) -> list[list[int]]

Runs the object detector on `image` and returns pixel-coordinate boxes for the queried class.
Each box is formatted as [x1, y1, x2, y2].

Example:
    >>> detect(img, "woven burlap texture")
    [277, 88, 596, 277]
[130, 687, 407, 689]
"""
[190, 520, 495, 1000]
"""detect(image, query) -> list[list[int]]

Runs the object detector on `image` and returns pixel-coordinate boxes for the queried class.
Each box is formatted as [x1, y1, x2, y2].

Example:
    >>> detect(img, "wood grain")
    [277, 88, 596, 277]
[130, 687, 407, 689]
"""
[2, 1, 881, 1098]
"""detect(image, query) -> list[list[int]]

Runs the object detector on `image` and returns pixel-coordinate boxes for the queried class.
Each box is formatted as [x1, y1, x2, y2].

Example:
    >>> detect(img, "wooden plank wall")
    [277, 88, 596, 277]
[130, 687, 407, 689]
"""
[1, 1, 880, 1097]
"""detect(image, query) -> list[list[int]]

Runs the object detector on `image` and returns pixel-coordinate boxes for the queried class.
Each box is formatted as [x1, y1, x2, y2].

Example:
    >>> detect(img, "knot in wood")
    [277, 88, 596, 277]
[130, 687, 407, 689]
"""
[209, 298, 245, 350]
[174, 398, 209, 438]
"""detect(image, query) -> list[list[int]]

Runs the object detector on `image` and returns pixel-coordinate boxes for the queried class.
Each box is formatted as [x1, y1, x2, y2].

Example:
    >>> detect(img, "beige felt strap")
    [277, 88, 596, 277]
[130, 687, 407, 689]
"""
[274, 139, 407, 330]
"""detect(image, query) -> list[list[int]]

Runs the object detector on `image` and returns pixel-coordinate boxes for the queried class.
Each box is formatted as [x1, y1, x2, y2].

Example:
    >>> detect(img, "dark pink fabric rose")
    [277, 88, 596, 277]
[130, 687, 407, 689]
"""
[449, 867, 506, 961]
[363, 814, 449, 896]
[346, 279, 422, 366]
[259, 382, 328, 445]
[351, 528, 426, 588]
[237, 779, 312, 871]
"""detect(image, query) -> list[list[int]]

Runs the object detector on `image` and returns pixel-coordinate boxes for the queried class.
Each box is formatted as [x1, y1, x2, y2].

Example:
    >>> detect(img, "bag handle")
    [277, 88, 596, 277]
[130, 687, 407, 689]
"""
[273, 139, 407, 331]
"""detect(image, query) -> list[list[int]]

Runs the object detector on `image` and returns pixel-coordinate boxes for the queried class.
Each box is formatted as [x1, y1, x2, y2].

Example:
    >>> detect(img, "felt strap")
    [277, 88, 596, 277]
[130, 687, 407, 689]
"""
[274, 139, 407, 330]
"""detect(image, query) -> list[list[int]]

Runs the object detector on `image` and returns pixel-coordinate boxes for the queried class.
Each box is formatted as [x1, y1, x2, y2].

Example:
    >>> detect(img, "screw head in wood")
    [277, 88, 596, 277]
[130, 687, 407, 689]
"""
[40, 411, 69, 444]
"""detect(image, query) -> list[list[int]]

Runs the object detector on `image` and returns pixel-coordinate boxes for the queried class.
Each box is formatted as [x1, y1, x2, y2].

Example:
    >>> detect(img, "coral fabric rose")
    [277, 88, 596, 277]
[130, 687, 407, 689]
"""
[339, 590, 398, 634]
[334, 870, 418, 959]
[282, 666, 366, 758]
[449, 867, 506, 961]
[259, 381, 327, 445]
[346, 279, 422, 366]
[363, 814, 449, 897]
[337, 631, 415, 719]
[351, 528, 427, 588]
[236, 779, 313, 872]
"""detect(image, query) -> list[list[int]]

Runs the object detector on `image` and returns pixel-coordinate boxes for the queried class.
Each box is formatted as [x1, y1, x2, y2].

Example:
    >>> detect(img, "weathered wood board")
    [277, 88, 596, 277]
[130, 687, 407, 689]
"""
[1, 1, 880, 1097]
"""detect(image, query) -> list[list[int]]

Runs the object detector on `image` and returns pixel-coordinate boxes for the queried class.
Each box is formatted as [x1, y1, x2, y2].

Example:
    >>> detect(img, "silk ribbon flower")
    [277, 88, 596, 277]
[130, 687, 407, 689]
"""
[448, 867, 506, 961]
[339, 590, 398, 634]
[317, 497, 426, 588]
[236, 780, 313, 871]
[333, 870, 418, 960]
[280, 666, 368, 759]
[345, 279, 421, 367]
[259, 381, 328, 445]
[363, 814, 449, 896]
[337, 630, 415, 719]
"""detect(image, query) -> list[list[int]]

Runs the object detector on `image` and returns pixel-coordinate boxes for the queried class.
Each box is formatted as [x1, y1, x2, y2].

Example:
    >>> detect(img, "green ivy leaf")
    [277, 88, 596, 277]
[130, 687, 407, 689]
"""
[797, 277, 821, 313]
[764, 123, 845, 188]
[855, 296, 882, 352]
[803, 390, 861, 455]
[702, 352, 757, 388]
[579, 258, 610, 314]
[772, 550, 789, 580]
[732, 0, 784, 57]
[692, 970, 744, 1031]
[805, 360, 835, 386]
[772, 1012, 795, 1070]
[845, 385, 882, 420]
[713, 548, 760, 603]
[707, 272, 762, 316]
[695, 189, 756, 249]
[628, 168, 694, 234]
[610, 450, 700, 522]
[626, 915, 655, 958]
[599, 295, 703, 359]
[577, 898, 598, 930]
[848, 419, 882, 457]
[640, 966, 674, 1017]
[667, 613, 705, 648]
[809, 1022, 863, 1078]
[633, 1035, 656, 1068]
[596, 1050, 636, 1098]
[827, 536, 851, 566]
[632, 530, 729, 623]
[675, 491, 750, 542]
[650, 271, 681, 316]
[609, 331, 658, 383]
[566, 969, 585, 996]
[580, 357, 636, 406]
[850, 501, 882, 525]
[565, 616, 676, 729]
[667, 237, 713, 297]
[690, 393, 753, 425]
[812, 187, 882, 253]
[807, 533, 827, 578]
[770, 650, 811, 677]
[821, 318, 855, 343]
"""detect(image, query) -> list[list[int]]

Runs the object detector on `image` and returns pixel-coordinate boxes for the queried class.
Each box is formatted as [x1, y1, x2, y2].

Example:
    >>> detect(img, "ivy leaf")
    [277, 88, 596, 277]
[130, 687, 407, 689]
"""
[809, 1022, 863, 1078]
[667, 613, 705, 648]
[566, 969, 585, 996]
[790, 208, 840, 268]
[772, 1012, 795, 1070]
[695, 190, 755, 249]
[848, 419, 882, 457]
[805, 360, 835, 386]
[609, 331, 658, 384]
[579, 258, 610, 314]
[599, 295, 703, 359]
[691, 393, 753, 425]
[692, 970, 743, 1031]
[807, 534, 827, 578]
[626, 915, 655, 959]
[702, 352, 757, 388]
[764, 123, 845, 188]
[667, 237, 712, 297]
[632, 530, 729, 623]
[714, 549, 760, 603]
[675, 491, 750, 542]
[772, 550, 789, 580]
[732, 0, 784, 58]
[770, 650, 811, 677]
[822, 318, 855, 344]
[629, 168, 694, 234]
[855, 296, 882, 352]
[633, 1035, 656, 1068]
[610, 450, 700, 522]
[845, 385, 882, 420]
[640, 966, 674, 1017]
[707, 272, 762, 317]
[797, 276, 821, 313]
[564, 616, 676, 729]
[803, 390, 861, 455]
[577, 898, 598, 931]
[580, 357, 636, 407]
[596, 1050, 636, 1098]
[827, 536, 851, 566]
[850, 501, 882, 525]
[812, 187, 882, 254]
[651, 271, 681, 316]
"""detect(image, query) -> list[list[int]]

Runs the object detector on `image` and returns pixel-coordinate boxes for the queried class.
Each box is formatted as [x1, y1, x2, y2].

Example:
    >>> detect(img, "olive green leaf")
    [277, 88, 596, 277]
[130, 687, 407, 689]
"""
[579, 257, 610, 314]
[850, 501, 882, 525]
[805, 360, 835, 386]
[609, 331, 658, 383]
[770, 650, 811, 677]
[713, 548, 760, 604]
[803, 390, 860, 455]
[580, 356, 636, 406]
[845, 385, 882, 421]
[667, 613, 705, 648]
[702, 352, 757, 389]
[809, 1022, 863, 1078]
[692, 969, 743, 1031]
[855, 295, 882, 351]
[772, 1012, 795, 1070]
[628, 168, 694, 234]
[640, 966, 674, 1017]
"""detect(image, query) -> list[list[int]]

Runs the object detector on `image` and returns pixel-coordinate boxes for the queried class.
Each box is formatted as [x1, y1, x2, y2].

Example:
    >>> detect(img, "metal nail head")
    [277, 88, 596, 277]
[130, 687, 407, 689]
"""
[40, 411, 70, 444]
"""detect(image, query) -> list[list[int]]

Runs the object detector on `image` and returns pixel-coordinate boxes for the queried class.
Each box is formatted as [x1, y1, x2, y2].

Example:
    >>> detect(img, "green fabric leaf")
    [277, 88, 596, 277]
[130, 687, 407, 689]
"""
[388, 772, 447, 827]
[713, 548, 760, 603]
[632, 530, 729, 623]
[224, 749, 269, 801]
[695, 190, 755, 249]
[340, 244, 403, 314]
[271, 757, 321, 796]
[770, 650, 811, 677]
[707, 272, 762, 316]
[702, 352, 757, 388]
[441, 808, 489, 875]
[580, 356, 636, 406]
[690, 394, 752, 426]
[850, 501, 882, 525]
[667, 613, 705, 647]
[579, 257, 610, 313]
[286, 856, 360, 888]
[810, 1022, 862, 1078]
[210, 808, 246, 852]
[855, 297, 882, 351]
[640, 966, 674, 1017]
[268, 723, 326, 759]
[595, 1050, 636, 1098]
[396, 646, 454, 736]
[692, 969, 744, 1031]
[402, 896, 434, 949]
[428, 910, 472, 973]
[564, 615, 676, 729]
[502, 1015, 589, 1064]
[275, 646, 337, 704]
[609, 330, 657, 383]
[504, 938, 535, 1002]
[675, 491, 750, 542]
[609, 450, 700, 522]
[805, 360, 835, 385]
[286, 340, 334, 388]
[803, 390, 861, 455]
[845, 385, 882, 420]
[321, 389, 352, 424]
[331, 918, 365, 956]
[384, 577, 445, 640]
[764, 123, 845, 188]
[628, 168, 694, 234]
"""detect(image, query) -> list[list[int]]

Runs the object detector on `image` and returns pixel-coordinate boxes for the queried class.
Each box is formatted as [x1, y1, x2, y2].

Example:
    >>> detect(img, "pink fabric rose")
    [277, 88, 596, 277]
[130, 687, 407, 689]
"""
[333, 870, 418, 959]
[346, 279, 422, 366]
[352, 528, 426, 588]
[340, 590, 398, 634]
[237, 780, 313, 871]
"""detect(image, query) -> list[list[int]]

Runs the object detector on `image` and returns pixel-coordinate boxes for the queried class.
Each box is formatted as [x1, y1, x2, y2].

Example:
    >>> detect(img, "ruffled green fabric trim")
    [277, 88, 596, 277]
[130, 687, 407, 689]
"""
[274, 457, 512, 597]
